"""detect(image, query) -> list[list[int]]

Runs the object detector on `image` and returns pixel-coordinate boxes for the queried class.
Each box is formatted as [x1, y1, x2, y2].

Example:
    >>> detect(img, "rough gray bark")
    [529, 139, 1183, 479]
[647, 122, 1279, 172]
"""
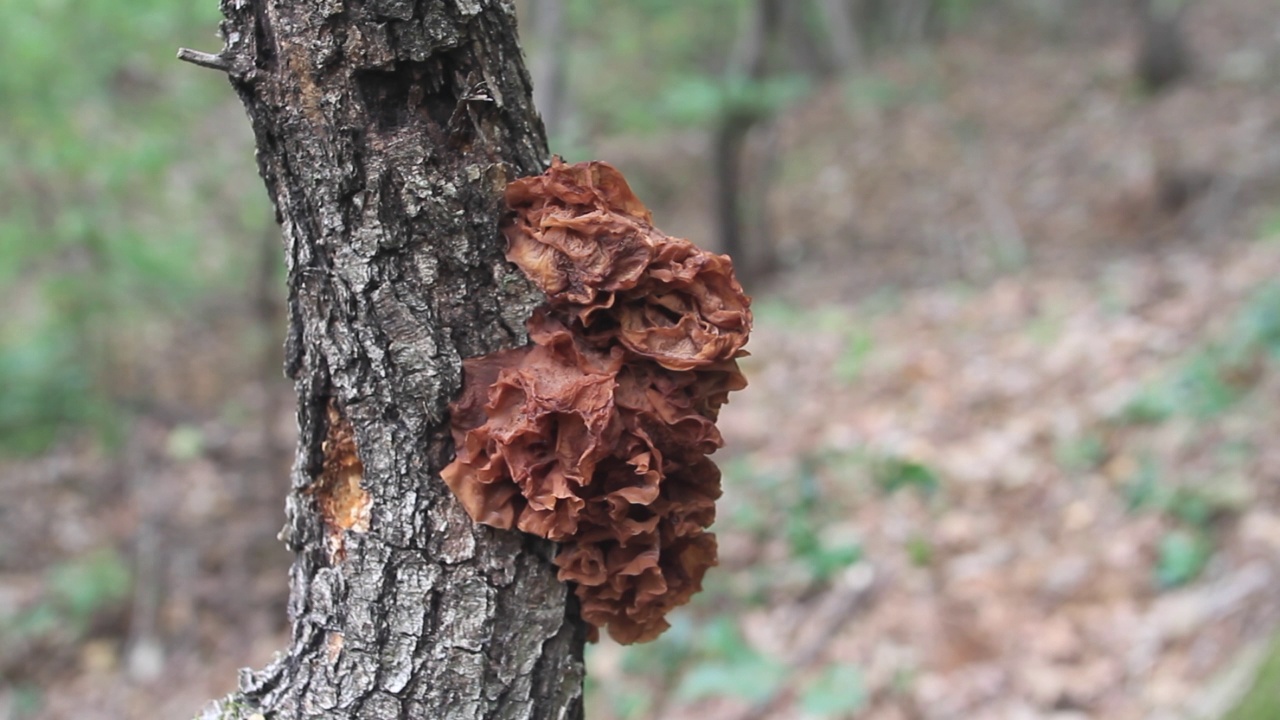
[195, 1, 586, 718]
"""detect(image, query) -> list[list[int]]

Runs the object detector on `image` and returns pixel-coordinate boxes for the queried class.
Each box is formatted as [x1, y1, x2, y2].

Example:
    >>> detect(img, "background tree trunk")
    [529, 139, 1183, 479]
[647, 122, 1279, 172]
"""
[198, 1, 587, 718]
[528, 0, 568, 141]
[713, 0, 783, 286]
[816, 0, 865, 72]
[780, 1, 834, 78]
[1134, 0, 1194, 93]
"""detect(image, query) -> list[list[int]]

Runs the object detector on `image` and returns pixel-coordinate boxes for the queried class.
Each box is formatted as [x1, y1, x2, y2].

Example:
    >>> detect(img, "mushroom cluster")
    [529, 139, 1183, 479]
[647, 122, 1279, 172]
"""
[442, 159, 751, 643]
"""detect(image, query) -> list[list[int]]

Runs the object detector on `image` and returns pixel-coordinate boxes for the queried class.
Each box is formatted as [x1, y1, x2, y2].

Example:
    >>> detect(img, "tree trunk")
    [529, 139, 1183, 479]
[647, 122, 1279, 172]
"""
[780, 1, 833, 77]
[713, 0, 782, 285]
[1134, 0, 1193, 93]
[815, 0, 865, 72]
[529, 0, 568, 141]
[197, 1, 586, 718]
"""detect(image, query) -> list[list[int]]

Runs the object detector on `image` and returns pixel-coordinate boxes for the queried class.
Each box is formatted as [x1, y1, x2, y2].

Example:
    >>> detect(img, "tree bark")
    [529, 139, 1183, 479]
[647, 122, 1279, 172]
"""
[197, 1, 586, 718]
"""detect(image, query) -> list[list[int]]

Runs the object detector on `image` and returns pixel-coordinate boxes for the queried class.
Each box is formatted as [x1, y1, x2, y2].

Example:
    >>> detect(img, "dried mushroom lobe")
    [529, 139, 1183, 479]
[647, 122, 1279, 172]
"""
[505, 159, 751, 370]
[443, 345, 615, 538]
[557, 529, 718, 645]
[609, 237, 752, 371]
[504, 160, 655, 305]
[444, 158, 751, 644]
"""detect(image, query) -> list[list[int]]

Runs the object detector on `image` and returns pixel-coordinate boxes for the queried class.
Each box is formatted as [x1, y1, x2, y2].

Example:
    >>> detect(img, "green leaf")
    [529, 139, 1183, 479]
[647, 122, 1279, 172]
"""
[701, 615, 752, 659]
[1122, 455, 1164, 513]
[1055, 433, 1106, 473]
[799, 663, 867, 717]
[1121, 384, 1177, 424]
[1167, 488, 1212, 528]
[661, 76, 726, 127]
[675, 655, 785, 704]
[834, 330, 874, 383]
[47, 548, 131, 629]
[873, 457, 940, 496]
[905, 535, 934, 567]
[1155, 530, 1211, 589]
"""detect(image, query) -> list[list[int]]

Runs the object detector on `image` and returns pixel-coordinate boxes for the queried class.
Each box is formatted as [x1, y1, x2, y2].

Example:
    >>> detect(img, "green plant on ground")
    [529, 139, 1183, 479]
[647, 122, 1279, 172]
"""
[7, 684, 42, 719]
[625, 616, 867, 718]
[1120, 281, 1280, 426]
[1121, 454, 1163, 512]
[1054, 432, 1107, 474]
[2, 549, 131, 644]
[799, 663, 867, 717]
[905, 534, 935, 567]
[722, 454, 865, 588]
[1153, 528, 1212, 589]
[673, 617, 786, 705]
[1121, 350, 1243, 422]
[871, 454, 941, 497]
[0, 549, 132, 718]
[1119, 454, 1250, 588]
[1109, 280, 1280, 587]
[587, 450, 871, 717]
[834, 328, 875, 383]
[1225, 633, 1280, 720]
[0, 0, 272, 455]
[586, 615, 784, 718]
[786, 458, 864, 584]
[1258, 206, 1280, 242]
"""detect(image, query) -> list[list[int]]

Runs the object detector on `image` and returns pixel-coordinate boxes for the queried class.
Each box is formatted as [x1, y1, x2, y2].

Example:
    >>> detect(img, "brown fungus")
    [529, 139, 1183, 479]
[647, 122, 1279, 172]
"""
[605, 236, 752, 371]
[443, 159, 751, 644]
[504, 159, 655, 306]
[505, 159, 751, 371]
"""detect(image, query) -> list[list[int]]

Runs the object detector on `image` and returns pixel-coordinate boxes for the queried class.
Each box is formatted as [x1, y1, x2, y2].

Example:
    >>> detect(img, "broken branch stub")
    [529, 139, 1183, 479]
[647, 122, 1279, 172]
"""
[441, 159, 752, 644]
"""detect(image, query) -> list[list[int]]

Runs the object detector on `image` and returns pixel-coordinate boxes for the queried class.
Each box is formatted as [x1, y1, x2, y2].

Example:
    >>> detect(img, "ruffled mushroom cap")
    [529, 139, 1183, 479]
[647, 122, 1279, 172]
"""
[443, 341, 623, 542]
[443, 159, 751, 644]
[441, 348, 532, 530]
[505, 160, 751, 371]
[504, 159, 655, 305]
[650, 456, 722, 540]
[614, 361, 735, 459]
[603, 237, 752, 371]
[557, 529, 718, 644]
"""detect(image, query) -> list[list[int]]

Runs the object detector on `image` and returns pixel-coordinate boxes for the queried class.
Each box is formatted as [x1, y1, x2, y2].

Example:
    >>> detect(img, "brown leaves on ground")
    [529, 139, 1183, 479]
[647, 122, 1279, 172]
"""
[700, 241, 1280, 720]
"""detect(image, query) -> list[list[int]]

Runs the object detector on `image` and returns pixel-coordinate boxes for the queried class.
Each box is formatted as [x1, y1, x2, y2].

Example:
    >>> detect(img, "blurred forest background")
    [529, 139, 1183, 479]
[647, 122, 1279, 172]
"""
[3, 0, 1280, 718]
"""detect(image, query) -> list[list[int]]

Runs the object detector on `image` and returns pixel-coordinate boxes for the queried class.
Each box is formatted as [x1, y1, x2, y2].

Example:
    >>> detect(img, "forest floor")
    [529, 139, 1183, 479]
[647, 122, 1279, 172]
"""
[620, 237, 1280, 720]
[4, 0, 1280, 718]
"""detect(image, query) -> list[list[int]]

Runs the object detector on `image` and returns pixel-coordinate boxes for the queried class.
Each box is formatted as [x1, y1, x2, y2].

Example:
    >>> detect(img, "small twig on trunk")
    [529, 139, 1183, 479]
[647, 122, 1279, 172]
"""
[176, 48, 229, 72]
